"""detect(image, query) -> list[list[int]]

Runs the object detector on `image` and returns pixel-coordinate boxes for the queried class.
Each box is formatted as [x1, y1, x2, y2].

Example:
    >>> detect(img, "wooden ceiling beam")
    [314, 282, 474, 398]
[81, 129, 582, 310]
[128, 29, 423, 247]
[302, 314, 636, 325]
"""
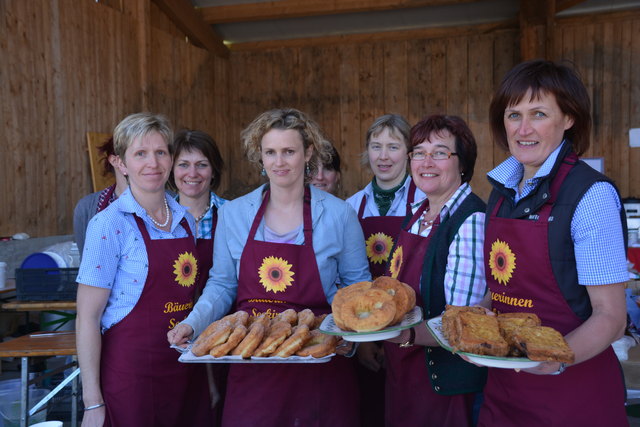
[556, 0, 588, 13]
[198, 0, 480, 24]
[152, 0, 229, 58]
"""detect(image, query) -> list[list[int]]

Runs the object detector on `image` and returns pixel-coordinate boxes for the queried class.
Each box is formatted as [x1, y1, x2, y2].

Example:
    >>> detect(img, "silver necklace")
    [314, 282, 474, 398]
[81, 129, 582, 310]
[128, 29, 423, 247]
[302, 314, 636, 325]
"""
[148, 197, 170, 228]
[194, 210, 207, 223]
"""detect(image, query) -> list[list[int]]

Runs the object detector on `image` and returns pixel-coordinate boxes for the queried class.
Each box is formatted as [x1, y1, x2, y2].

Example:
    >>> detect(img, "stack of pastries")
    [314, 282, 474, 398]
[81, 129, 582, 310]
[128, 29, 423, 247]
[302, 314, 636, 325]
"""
[441, 305, 574, 363]
[190, 309, 337, 359]
[331, 276, 417, 333]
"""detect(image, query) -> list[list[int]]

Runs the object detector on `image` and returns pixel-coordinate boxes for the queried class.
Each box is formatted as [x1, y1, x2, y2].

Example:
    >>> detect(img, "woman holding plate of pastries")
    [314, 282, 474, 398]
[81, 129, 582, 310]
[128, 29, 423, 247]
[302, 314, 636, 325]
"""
[76, 113, 214, 427]
[476, 59, 628, 426]
[385, 114, 488, 426]
[168, 108, 370, 426]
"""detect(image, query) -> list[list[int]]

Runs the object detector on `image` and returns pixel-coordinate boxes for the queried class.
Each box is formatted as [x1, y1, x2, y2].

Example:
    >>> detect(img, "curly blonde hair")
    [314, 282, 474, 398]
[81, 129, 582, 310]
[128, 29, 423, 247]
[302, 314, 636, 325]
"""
[241, 108, 333, 181]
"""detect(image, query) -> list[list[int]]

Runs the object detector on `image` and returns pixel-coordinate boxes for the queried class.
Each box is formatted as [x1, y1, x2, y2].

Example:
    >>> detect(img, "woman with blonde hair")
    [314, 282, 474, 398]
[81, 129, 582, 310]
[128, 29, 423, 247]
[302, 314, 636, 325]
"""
[76, 113, 213, 426]
[169, 108, 370, 426]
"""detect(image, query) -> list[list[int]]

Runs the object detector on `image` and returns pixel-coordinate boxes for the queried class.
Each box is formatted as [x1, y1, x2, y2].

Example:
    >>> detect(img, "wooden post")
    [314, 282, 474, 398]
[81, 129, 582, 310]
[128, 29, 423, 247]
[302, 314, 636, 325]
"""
[520, 0, 556, 60]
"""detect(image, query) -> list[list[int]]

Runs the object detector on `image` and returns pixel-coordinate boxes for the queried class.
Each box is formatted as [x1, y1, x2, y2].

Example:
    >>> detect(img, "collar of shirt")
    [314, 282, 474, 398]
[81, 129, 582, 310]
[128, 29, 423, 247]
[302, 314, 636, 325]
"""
[486, 141, 566, 203]
[362, 175, 413, 214]
[117, 187, 188, 230]
[411, 182, 472, 224]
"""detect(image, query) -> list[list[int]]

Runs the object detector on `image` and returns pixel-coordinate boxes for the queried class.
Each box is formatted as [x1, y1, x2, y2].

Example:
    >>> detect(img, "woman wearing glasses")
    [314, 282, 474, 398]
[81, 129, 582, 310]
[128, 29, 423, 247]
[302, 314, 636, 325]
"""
[385, 114, 488, 426]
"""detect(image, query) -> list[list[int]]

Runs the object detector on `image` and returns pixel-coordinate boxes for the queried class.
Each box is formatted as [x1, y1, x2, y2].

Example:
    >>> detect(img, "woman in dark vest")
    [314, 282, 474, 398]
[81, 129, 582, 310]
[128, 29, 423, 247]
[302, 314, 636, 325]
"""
[385, 114, 488, 426]
[168, 108, 370, 427]
[477, 60, 628, 426]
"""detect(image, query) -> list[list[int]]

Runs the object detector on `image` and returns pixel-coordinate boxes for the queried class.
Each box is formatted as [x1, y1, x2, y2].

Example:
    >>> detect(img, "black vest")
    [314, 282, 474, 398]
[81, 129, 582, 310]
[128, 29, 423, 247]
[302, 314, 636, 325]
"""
[486, 143, 627, 320]
[400, 192, 488, 395]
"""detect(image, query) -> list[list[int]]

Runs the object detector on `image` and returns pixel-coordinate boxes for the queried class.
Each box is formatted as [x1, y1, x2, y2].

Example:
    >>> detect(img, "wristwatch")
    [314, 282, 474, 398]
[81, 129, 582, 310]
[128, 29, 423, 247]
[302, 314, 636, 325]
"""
[399, 327, 415, 348]
[549, 362, 567, 375]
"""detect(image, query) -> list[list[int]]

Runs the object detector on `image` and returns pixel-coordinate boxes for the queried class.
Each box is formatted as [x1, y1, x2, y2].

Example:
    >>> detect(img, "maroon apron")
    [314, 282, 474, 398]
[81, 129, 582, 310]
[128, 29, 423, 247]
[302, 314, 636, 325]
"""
[222, 187, 359, 427]
[358, 180, 417, 279]
[383, 202, 476, 426]
[479, 155, 628, 427]
[100, 214, 214, 427]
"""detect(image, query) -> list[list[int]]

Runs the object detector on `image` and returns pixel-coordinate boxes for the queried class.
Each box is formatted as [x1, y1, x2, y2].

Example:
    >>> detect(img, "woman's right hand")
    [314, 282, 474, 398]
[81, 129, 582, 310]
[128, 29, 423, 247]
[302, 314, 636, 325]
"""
[167, 322, 194, 347]
[81, 405, 106, 427]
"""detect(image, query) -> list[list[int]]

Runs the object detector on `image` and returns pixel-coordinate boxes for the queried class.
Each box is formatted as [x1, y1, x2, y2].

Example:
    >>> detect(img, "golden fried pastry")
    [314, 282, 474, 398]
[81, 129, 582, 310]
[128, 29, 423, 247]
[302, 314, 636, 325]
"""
[296, 308, 315, 328]
[232, 321, 267, 359]
[274, 309, 298, 326]
[453, 311, 509, 357]
[341, 288, 396, 332]
[248, 313, 271, 329]
[312, 313, 328, 329]
[400, 282, 417, 313]
[442, 305, 487, 345]
[273, 324, 311, 357]
[253, 321, 293, 357]
[331, 282, 373, 330]
[296, 329, 338, 358]
[191, 319, 233, 357]
[497, 312, 542, 355]
[511, 326, 574, 363]
[209, 324, 248, 358]
[372, 276, 412, 324]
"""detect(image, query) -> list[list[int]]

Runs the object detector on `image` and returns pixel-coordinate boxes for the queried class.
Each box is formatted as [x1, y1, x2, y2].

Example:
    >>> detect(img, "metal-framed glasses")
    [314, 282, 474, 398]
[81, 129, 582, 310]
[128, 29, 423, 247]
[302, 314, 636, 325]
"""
[408, 150, 458, 161]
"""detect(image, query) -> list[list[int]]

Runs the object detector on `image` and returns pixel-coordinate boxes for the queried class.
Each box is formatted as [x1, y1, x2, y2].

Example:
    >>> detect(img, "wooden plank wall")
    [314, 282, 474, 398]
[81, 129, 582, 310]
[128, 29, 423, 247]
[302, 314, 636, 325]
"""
[1, 2, 638, 239]
[0, 0, 227, 237]
[225, 10, 640, 202]
[226, 29, 520, 200]
[551, 11, 640, 199]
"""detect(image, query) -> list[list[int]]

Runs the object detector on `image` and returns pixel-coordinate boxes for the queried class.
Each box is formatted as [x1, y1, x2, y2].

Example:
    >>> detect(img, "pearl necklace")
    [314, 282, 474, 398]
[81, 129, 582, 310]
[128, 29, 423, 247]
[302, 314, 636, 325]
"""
[419, 207, 435, 227]
[148, 197, 170, 228]
[194, 211, 207, 223]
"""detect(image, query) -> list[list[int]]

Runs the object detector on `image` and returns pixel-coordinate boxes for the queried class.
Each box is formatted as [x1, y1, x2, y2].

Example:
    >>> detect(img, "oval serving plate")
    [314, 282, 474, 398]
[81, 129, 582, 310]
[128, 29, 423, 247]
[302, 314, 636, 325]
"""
[319, 306, 423, 342]
[426, 316, 541, 369]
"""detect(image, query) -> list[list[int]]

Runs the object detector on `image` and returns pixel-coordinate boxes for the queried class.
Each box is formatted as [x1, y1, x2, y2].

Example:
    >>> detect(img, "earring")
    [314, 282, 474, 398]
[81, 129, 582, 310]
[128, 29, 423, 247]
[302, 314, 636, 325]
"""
[305, 162, 310, 176]
[261, 168, 267, 177]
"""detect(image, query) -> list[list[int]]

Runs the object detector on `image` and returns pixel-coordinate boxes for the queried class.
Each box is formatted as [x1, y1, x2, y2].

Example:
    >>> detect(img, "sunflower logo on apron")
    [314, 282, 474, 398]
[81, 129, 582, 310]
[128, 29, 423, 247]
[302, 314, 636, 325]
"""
[489, 239, 516, 285]
[366, 232, 394, 265]
[173, 252, 198, 287]
[258, 256, 295, 293]
[388, 245, 404, 279]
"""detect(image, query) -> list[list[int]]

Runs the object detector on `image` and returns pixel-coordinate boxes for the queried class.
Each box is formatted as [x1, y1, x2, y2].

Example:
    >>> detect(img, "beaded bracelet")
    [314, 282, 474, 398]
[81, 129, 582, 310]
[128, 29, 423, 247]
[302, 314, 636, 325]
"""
[84, 403, 105, 411]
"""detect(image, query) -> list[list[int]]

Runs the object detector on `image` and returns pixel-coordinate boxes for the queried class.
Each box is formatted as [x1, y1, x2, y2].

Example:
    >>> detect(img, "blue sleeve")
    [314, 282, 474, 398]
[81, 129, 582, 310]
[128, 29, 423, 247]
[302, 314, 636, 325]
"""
[572, 181, 628, 285]
[336, 204, 371, 290]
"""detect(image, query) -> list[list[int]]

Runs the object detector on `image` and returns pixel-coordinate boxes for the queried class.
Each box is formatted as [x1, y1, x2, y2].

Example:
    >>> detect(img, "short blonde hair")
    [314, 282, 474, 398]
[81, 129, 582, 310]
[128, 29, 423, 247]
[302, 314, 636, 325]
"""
[241, 108, 332, 181]
[113, 112, 173, 158]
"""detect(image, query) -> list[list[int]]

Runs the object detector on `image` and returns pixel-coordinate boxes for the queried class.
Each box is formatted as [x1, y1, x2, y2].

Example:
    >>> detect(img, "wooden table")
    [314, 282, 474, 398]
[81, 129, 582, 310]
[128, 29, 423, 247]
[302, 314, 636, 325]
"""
[1, 301, 76, 311]
[0, 331, 79, 427]
[1, 300, 77, 331]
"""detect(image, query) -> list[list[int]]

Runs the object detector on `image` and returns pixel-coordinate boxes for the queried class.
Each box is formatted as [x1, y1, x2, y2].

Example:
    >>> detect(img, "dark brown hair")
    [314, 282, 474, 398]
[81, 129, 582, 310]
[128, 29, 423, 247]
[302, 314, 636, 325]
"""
[489, 59, 591, 155]
[410, 114, 477, 183]
[169, 129, 225, 192]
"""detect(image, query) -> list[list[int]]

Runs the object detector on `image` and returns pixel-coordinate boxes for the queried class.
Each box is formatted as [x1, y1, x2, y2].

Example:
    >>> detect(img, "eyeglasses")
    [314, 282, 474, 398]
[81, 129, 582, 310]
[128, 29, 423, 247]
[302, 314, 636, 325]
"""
[408, 150, 458, 161]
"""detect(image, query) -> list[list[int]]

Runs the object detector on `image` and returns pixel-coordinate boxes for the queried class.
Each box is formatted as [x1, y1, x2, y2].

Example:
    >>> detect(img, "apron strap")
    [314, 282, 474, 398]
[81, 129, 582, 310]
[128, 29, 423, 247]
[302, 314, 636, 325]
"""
[248, 187, 313, 247]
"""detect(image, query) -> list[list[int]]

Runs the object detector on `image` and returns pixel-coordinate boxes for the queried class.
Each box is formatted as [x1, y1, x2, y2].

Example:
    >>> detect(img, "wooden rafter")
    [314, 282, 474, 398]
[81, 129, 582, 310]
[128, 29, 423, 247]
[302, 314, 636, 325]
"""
[152, 0, 229, 58]
[556, 0, 588, 13]
[198, 0, 480, 24]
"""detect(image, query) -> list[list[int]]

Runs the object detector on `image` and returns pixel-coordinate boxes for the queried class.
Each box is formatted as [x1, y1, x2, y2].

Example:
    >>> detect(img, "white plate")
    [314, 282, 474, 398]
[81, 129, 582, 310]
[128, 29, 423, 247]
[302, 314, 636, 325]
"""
[177, 347, 333, 363]
[319, 306, 423, 342]
[426, 316, 541, 369]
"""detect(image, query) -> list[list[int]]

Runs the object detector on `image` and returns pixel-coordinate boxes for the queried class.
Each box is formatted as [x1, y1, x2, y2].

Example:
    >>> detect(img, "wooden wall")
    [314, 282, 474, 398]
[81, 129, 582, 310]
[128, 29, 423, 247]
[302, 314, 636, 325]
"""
[0, 0, 228, 237]
[225, 9, 640, 202]
[1, 1, 638, 238]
